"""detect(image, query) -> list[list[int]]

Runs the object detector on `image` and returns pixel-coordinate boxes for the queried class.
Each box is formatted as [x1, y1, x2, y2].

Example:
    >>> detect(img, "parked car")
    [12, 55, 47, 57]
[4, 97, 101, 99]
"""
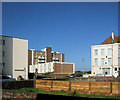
[0, 75, 16, 82]
[76, 74, 82, 77]
[93, 74, 105, 78]
[70, 74, 76, 78]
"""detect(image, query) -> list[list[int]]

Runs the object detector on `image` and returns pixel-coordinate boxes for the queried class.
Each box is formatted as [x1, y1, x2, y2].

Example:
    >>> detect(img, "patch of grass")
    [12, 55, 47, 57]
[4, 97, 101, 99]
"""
[16, 88, 120, 99]
[16, 88, 39, 93]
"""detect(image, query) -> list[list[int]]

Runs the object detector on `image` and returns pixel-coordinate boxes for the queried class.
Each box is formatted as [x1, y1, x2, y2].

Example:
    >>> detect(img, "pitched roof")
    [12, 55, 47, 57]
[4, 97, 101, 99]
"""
[101, 35, 120, 44]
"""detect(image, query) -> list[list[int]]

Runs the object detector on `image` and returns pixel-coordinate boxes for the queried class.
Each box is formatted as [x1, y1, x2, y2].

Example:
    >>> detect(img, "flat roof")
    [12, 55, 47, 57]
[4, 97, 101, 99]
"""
[0, 35, 28, 40]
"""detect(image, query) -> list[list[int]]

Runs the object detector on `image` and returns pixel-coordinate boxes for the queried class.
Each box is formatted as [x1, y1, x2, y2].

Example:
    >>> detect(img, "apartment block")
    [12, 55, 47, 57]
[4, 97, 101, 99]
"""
[91, 32, 120, 77]
[29, 62, 75, 75]
[0, 35, 28, 79]
[28, 47, 64, 67]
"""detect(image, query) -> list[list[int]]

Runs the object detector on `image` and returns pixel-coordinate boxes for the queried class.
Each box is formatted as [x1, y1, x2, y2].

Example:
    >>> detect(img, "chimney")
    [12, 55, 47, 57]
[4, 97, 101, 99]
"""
[112, 31, 114, 43]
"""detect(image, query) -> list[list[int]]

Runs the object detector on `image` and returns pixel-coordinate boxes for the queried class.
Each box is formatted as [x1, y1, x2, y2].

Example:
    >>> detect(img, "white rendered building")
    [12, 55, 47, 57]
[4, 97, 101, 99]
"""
[0, 35, 28, 79]
[91, 32, 120, 77]
[29, 62, 75, 75]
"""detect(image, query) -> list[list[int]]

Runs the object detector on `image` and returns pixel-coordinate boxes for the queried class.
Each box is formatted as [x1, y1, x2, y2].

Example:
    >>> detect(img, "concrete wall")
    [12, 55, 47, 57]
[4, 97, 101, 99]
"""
[2, 36, 13, 76]
[13, 38, 28, 79]
[1, 36, 28, 79]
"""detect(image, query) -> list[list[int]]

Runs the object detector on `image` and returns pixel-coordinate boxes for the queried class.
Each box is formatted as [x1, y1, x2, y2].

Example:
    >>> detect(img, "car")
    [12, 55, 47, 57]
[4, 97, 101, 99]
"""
[93, 74, 105, 78]
[0, 75, 16, 82]
[76, 74, 82, 77]
[70, 74, 76, 78]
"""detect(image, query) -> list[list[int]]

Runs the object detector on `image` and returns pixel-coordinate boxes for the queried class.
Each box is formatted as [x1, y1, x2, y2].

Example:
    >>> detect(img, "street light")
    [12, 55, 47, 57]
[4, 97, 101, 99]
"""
[82, 58, 85, 75]
[54, 52, 56, 79]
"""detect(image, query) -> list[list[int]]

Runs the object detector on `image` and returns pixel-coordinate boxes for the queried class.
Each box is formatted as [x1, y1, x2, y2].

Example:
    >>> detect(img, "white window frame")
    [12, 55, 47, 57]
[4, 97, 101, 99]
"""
[94, 49, 98, 56]
[108, 58, 112, 66]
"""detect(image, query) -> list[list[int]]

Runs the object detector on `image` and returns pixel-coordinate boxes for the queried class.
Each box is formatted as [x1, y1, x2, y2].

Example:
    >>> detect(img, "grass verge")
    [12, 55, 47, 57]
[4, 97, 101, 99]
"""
[16, 88, 120, 99]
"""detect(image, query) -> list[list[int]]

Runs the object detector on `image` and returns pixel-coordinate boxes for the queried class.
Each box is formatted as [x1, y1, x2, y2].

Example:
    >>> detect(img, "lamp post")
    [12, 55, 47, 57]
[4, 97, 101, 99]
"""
[54, 52, 56, 79]
[82, 58, 85, 75]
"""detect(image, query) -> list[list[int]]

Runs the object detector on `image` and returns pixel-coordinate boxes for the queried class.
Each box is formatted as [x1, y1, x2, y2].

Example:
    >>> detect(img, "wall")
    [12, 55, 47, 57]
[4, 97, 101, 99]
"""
[91, 43, 120, 76]
[2, 36, 13, 76]
[2, 80, 34, 89]
[13, 38, 28, 79]
[29, 62, 74, 74]
[36, 80, 120, 95]
[53, 63, 74, 74]
[2, 90, 37, 99]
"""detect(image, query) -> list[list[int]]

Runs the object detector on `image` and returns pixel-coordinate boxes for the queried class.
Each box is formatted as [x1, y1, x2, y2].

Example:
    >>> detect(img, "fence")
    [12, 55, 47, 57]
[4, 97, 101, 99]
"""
[2, 80, 34, 89]
[36, 80, 120, 95]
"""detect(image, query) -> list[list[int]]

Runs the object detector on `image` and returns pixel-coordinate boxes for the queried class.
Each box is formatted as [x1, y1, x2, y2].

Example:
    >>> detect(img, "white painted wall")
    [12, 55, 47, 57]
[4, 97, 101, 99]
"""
[13, 38, 28, 79]
[2, 36, 13, 76]
[29, 62, 54, 74]
[1, 36, 28, 79]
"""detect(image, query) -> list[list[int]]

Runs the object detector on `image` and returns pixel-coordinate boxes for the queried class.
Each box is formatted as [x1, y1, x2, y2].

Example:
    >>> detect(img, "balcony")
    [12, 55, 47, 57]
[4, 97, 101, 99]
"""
[38, 60, 45, 63]
[38, 56, 45, 60]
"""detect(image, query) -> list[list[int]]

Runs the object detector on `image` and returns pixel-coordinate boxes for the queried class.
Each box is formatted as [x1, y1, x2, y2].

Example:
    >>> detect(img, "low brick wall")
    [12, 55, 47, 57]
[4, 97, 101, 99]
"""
[2, 89, 37, 99]
[2, 80, 34, 89]
[36, 80, 120, 96]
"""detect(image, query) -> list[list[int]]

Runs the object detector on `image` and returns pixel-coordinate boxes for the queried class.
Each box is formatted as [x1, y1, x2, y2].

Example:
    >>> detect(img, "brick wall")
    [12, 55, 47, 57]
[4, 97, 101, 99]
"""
[2, 80, 34, 89]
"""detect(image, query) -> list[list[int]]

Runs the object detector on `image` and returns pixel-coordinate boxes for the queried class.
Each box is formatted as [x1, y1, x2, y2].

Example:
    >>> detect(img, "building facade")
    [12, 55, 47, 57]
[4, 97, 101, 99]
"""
[29, 62, 75, 75]
[28, 47, 64, 67]
[91, 34, 120, 77]
[0, 36, 28, 79]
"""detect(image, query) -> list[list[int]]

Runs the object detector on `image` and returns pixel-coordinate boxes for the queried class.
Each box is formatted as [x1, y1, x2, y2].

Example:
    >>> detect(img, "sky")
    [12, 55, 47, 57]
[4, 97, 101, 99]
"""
[2, 2, 118, 71]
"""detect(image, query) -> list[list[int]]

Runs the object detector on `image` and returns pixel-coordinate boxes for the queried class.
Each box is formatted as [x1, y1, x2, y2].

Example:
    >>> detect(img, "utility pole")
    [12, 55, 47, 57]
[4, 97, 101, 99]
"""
[82, 58, 84, 75]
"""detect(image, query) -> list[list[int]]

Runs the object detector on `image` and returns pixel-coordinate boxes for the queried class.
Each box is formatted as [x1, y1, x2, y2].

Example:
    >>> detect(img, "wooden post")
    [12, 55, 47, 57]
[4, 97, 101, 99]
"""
[51, 80, 53, 91]
[89, 81, 91, 94]
[33, 74, 36, 88]
[69, 80, 71, 92]
[110, 82, 112, 95]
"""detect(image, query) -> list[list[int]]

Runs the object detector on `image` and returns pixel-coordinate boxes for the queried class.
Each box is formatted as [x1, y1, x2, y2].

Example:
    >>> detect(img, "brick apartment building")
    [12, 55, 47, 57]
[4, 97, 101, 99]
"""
[28, 47, 75, 77]
[28, 47, 64, 67]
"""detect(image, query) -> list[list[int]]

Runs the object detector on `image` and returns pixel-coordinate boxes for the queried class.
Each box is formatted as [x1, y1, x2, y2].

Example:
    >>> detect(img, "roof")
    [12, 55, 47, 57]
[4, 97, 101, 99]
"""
[101, 35, 120, 44]
[0, 35, 28, 40]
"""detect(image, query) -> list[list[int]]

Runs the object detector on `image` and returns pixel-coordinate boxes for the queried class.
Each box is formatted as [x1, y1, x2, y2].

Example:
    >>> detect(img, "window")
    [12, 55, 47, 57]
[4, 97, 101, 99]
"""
[118, 48, 120, 54]
[102, 68, 110, 75]
[94, 58, 98, 66]
[101, 49, 105, 55]
[2, 51, 5, 57]
[115, 68, 117, 71]
[35, 58, 38, 60]
[3, 63, 5, 68]
[40, 52, 43, 54]
[0, 40, 5, 45]
[3, 40, 5, 45]
[101, 58, 105, 66]
[118, 57, 120, 65]
[35, 61, 37, 64]
[94, 49, 98, 56]
[35, 52, 37, 54]
[108, 58, 112, 65]
[61, 68, 63, 72]
[108, 48, 112, 55]
[35, 55, 37, 57]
